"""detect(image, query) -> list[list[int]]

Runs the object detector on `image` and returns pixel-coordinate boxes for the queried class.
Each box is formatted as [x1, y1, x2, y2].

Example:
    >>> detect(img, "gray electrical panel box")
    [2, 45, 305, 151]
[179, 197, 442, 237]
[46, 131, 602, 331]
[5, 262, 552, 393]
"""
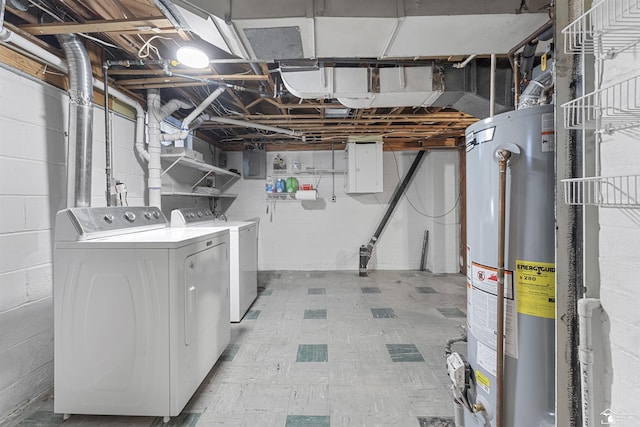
[345, 142, 383, 193]
[243, 148, 266, 179]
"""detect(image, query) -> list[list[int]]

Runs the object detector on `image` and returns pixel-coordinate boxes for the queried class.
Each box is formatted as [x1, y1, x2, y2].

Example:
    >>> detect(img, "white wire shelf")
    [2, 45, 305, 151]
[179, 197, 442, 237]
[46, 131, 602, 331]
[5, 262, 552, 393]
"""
[561, 74, 640, 132]
[563, 175, 640, 207]
[563, 0, 640, 56]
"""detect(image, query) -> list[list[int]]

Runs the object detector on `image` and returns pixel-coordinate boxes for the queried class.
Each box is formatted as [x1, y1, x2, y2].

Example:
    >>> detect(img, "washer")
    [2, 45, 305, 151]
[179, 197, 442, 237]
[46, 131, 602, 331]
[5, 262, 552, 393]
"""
[171, 208, 258, 322]
[54, 207, 230, 420]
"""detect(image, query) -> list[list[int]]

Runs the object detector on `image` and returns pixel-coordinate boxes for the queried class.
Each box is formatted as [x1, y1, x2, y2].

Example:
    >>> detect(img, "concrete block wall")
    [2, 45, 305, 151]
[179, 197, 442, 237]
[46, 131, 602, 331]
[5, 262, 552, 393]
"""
[0, 66, 146, 420]
[225, 149, 460, 272]
[596, 50, 640, 420]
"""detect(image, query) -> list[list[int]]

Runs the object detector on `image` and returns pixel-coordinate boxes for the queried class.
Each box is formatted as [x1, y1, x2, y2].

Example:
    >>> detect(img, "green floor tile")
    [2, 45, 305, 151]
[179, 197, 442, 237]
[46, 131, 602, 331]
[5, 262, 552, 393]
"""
[417, 416, 455, 426]
[220, 344, 240, 362]
[245, 309, 261, 319]
[17, 411, 65, 426]
[286, 415, 330, 427]
[304, 309, 327, 319]
[308, 288, 326, 295]
[259, 289, 273, 296]
[296, 344, 328, 362]
[151, 412, 200, 426]
[416, 286, 437, 294]
[361, 287, 381, 294]
[437, 307, 465, 318]
[386, 344, 425, 362]
[371, 308, 397, 318]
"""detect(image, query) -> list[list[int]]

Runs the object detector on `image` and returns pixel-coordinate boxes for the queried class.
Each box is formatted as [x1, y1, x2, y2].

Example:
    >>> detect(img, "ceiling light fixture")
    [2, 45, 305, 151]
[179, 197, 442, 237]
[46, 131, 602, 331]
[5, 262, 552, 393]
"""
[176, 46, 210, 69]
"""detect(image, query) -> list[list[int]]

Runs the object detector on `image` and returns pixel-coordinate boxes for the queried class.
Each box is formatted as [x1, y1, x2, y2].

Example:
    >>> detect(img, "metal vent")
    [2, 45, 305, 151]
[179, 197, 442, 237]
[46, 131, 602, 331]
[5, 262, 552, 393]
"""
[244, 26, 304, 59]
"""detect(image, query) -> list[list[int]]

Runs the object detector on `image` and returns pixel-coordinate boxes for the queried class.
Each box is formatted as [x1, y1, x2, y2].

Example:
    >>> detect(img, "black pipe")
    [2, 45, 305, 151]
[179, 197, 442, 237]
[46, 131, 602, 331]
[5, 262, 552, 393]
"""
[359, 150, 427, 276]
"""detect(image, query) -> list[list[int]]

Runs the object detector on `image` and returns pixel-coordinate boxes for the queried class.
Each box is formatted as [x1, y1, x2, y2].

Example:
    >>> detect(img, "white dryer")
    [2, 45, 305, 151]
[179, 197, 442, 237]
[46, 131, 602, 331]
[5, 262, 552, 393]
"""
[54, 207, 230, 421]
[171, 208, 258, 322]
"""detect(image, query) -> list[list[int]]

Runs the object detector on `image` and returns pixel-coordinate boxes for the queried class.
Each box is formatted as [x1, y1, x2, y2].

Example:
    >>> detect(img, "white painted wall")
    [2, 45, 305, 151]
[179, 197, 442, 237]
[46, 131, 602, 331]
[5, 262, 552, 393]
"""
[596, 50, 640, 420]
[225, 149, 460, 272]
[0, 66, 147, 420]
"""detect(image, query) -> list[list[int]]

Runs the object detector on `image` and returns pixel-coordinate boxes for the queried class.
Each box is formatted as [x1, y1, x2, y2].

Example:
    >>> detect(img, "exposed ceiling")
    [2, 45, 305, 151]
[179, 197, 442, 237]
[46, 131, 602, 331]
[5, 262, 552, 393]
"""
[1, 0, 553, 151]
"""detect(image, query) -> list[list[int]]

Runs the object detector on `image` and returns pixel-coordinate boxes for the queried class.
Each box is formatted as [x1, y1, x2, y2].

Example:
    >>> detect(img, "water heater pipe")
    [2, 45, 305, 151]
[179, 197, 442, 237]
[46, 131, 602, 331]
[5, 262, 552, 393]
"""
[496, 148, 512, 427]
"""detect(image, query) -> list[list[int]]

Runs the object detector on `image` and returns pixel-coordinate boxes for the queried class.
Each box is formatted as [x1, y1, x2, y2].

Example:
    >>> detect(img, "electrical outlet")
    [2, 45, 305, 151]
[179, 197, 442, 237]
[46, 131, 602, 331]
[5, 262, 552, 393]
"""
[331, 195, 336, 202]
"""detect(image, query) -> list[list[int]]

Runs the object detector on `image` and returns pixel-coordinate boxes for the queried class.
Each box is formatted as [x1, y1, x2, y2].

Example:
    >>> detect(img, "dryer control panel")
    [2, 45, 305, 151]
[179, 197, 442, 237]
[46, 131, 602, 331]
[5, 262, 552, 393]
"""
[171, 208, 217, 227]
[55, 207, 167, 241]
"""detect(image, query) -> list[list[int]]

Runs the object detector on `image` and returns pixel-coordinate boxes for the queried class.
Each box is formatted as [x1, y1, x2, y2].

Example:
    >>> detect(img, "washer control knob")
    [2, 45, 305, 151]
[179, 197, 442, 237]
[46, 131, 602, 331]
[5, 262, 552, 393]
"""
[144, 212, 152, 220]
[153, 211, 160, 219]
[197, 211, 203, 217]
[104, 214, 115, 223]
[124, 211, 136, 222]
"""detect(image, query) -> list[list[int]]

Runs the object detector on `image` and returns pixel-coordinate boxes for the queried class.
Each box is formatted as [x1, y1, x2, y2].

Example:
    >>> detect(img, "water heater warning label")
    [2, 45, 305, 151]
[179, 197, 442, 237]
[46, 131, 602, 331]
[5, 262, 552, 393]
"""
[516, 260, 556, 319]
[470, 262, 518, 359]
[475, 370, 491, 394]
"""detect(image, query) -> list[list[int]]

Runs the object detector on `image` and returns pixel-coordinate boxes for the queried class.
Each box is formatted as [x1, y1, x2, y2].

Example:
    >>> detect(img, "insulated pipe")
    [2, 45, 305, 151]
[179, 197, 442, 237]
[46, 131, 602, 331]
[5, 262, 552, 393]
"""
[495, 148, 512, 427]
[507, 20, 554, 71]
[56, 34, 94, 208]
[578, 298, 602, 427]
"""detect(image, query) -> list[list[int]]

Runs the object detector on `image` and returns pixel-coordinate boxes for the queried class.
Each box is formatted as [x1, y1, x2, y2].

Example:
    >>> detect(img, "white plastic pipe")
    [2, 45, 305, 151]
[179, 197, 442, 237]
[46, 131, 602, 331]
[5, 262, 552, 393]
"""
[578, 298, 602, 427]
[453, 54, 477, 69]
[146, 89, 192, 208]
[182, 86, 225, 130]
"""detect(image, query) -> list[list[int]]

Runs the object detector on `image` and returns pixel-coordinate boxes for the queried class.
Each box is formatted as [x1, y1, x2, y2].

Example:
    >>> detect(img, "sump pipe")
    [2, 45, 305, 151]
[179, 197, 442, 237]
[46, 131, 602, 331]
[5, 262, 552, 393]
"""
[495, 148, 512, 427]
[56, 34, 94, 208]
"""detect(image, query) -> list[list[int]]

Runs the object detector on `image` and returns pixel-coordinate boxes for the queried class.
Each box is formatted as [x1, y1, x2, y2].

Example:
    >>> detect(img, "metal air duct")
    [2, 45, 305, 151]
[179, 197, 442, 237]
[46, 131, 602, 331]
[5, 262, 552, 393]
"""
[56, 34, 94, 208]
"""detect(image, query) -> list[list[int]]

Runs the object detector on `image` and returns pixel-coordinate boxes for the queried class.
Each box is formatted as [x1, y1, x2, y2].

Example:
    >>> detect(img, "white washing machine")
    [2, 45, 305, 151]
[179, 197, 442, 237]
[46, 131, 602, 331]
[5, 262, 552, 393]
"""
[54, 207, 230, 421]
[171, 208, 258, 322]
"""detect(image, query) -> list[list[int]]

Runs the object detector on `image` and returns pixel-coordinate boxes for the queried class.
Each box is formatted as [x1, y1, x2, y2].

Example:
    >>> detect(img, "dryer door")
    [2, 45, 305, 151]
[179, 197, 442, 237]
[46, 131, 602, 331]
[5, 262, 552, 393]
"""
[184, 242, 229, 346]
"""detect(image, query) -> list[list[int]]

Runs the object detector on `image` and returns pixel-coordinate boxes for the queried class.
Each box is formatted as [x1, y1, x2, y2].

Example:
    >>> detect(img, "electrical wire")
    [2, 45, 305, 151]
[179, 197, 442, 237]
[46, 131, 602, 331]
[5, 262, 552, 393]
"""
[391, 150, 462, 220]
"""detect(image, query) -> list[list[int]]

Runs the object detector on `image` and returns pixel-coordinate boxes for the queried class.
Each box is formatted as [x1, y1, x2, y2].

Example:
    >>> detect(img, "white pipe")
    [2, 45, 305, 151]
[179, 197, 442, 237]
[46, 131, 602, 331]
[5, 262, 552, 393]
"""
[147, 89, 192, 208]
[490, 53, 496, 117]
[578, 298, 602, 427]
[181, 86, 225, 130]
[453, 54, 477, 69]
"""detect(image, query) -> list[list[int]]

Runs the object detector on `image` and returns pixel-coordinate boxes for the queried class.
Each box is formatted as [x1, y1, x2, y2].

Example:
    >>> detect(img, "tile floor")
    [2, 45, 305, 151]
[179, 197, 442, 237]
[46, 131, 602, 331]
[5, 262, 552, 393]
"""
[7, 271, 467, 427]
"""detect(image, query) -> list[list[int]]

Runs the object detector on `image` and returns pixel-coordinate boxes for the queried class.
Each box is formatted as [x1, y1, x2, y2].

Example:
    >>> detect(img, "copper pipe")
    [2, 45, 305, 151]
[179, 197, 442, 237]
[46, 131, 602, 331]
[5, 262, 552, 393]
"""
[496, 149, 512, 427]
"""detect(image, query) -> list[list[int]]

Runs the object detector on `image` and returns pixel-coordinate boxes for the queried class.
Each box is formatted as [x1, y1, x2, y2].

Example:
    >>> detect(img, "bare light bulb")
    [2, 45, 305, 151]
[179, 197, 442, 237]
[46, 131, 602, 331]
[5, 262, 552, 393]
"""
[176, 46, 210, 69]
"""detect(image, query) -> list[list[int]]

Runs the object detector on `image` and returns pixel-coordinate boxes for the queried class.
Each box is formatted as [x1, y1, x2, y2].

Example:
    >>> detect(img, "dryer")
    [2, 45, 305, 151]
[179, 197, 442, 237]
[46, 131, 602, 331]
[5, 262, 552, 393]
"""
[171, 208, 258, 322]
[54, 207, 230, 421]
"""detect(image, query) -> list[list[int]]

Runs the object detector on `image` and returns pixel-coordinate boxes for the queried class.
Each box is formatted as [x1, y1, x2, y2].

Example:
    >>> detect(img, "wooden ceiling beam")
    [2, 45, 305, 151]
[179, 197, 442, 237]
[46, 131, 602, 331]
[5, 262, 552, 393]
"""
[20, 17, 174, 35]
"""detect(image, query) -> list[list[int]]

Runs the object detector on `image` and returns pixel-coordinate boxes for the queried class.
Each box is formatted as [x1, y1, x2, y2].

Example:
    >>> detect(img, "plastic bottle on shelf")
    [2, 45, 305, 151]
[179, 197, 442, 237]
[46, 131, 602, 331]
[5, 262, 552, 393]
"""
[276, 178, 286, 193]
[265, 176, 274, 193]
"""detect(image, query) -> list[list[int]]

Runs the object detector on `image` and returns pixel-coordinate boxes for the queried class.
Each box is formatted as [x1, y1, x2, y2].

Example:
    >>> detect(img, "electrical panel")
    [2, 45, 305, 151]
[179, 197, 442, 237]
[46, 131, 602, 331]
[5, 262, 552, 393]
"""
[345, 142, 383, 193]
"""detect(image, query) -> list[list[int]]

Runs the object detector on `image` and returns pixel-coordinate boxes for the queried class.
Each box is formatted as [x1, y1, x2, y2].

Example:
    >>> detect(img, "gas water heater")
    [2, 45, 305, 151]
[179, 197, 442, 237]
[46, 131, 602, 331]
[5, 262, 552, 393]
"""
[451, 105, 556, 427]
